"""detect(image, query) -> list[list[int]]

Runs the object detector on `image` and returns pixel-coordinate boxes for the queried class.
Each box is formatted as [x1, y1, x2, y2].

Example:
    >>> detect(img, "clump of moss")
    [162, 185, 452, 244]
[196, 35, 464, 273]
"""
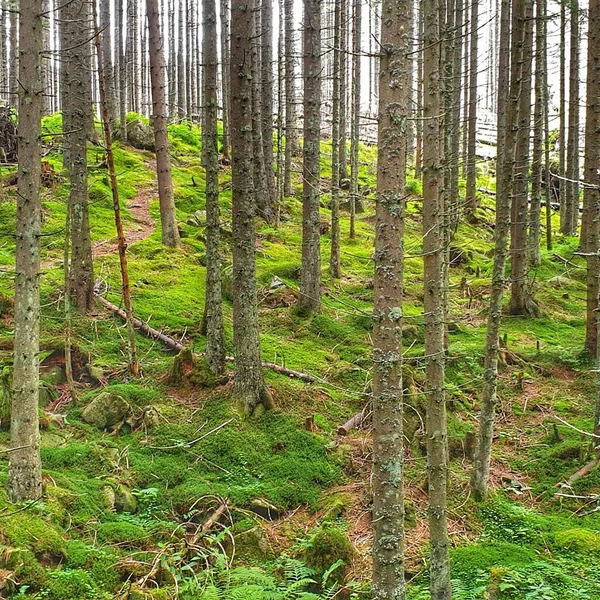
[451, 541, 537, 576]
[41, 568, 108, 600]
[2, 548, 46, 592]
[303, 526, 354, 585]
[65, 540, 121, 590]
[551, 528, 600, 555]
[1, 513, 67, 561]
[96, 520, 148, 547]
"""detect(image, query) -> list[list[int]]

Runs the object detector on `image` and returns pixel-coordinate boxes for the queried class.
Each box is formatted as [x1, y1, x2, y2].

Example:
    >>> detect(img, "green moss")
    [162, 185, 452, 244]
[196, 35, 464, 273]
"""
[65, 541, 121, 590]
[41, 568, 108, 600]
[96, 520, 148, 547]
[1, 513, 67, 560]
[451, 541, 537, 576]
[551, 528, 600, 555]
[303, 526, 353, 584]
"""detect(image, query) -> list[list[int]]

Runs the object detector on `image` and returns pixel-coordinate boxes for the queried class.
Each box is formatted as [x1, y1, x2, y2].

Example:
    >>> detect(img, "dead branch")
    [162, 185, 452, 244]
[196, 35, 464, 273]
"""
[338, 409, 369, 436]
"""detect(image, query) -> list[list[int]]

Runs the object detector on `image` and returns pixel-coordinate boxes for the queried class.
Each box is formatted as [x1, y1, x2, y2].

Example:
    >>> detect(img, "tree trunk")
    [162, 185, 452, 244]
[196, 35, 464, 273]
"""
[471, 0, 511, 502]
[584, 0, 600, 357]
[261, 0, 276, 210]
[329, 0, 342, 278]
[283, 0, 297, 196]
[147, 0, 181, 248]
[559, 0, 567, 233]
[93, 2, 140, 377]
[464, 0, 479, 213]
[422, 0, 451, 593]
[338, 0, 348, 181]
[508, 0, 534, 316]
[177, 0, 186, 118]
[349, 0, 361, 239]
[118, 0, 127, 140]
[101, 0, 117, 126]
[528, 0, 545, 267]
[168, 0, 176, 117]
[8, 0, 43, 503]
[230, 0, 271, 416]
[41, 0, 51, 115]
[202, 0, 226, 376]
[297, 0, 322, 316]
[9, 10, 18, 110]
[65, 0, 95, 313]
[371, 0, 409, 594]
[415, 0, 423, 179]
[219, 0, 230, 158]
[565, 0, 580, 237]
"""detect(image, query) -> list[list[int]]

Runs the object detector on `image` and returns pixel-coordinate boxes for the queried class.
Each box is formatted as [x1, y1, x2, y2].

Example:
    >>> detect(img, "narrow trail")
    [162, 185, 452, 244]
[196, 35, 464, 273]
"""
[93, 158, 157, 259]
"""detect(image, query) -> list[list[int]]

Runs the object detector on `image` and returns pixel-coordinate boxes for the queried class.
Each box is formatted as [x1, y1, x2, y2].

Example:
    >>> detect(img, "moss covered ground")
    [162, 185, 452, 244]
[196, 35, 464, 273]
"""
[0, 116, 599, 598]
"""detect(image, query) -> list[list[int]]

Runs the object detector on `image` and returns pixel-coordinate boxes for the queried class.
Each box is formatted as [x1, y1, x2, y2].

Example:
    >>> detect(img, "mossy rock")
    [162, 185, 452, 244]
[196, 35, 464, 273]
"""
[232, 522, 275, 563]
[65, 540, 121, 591]
[96, 520, 147, 547]
[40, 568, 103, 600]
[82, 392, 130, 429]
[166, 349, 223, 388]
[304, 526, 354, 585]
[551, 528, 600, 555]
[114, 484, 138, 513]
[1, 514, 67, 562]
[0, 548, 46, 591]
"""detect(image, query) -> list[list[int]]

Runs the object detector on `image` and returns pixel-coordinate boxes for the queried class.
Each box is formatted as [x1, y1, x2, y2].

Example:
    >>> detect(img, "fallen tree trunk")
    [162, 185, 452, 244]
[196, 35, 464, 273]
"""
[338, 409, 369, 435]
[96, 293, 315, 383]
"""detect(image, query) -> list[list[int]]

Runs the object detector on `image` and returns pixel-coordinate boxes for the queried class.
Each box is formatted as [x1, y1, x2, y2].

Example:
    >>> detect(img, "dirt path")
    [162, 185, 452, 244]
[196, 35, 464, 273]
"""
[93, 160, 157, 259]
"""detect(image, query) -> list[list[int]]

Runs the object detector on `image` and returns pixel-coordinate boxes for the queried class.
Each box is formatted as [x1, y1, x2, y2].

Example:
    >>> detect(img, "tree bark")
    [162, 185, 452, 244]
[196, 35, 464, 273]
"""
[101, 0, 117, 126]
[565, 0, 580, 237]
[202, 0, 226, 376]
[147, 0, 181, 248]
[8, 0, 43, 503]
[508, 0, 534, 316]
[584, 0, 600, 357]
[329, 0, 342, 279]
[471, 0, 511, 502]
[283, 0, 297, 196]
[422, 0, 451, 593]
[230, 0, 271, 416]
[559, 0, 567, 233]
[177, 0, 186, 118]
[219, 0, 231, 158]
[371, 0, 409, 593]
[349, 0, 361, 239]
[261, 0, 276, 210]
[93, 4, 140, 377]
[9, 10, 18, 110]
[65, 0, 95, 313]
[464, 0, 479, 213]
[297, 0, 322, 315]
[118, 0, 128, 140]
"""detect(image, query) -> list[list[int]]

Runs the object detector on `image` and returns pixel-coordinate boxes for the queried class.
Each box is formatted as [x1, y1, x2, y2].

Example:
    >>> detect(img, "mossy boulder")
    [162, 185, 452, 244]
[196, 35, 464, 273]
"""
[551, 528, 600, 555]
[82, 392, 130, 429]
[0, 548, 46, 592]
[304, 527, 354, 585]
[118, 118, 155, 151]
[114, 484, 138, 513]
[232, 522, 275, 563]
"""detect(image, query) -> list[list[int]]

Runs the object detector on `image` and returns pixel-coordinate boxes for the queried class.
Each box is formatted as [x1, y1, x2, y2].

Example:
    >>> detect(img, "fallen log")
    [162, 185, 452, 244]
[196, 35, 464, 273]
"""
[338, 409, 369, 436]
[96, 293, 316, 383]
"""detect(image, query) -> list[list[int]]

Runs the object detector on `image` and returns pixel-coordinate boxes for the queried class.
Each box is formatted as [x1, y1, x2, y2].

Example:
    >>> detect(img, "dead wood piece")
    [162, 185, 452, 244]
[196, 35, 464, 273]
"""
[338, 409, 369, 436]
[560, 458, 600, 488]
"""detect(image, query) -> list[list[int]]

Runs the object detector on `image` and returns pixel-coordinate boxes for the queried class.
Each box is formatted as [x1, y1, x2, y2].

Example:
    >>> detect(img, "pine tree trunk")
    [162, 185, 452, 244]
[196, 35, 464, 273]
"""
[415, 0, 423, 179]
[261, 0, 276, 209]
[250, 0, 271, 221]
[565, 0, 580, 237]
[168, 0, 176, 117]
[230, 0, 271, 416]
[528, 0, 545, 267]
[101, 0, 117, 126]
[464, 0, 479, 213]
[118, 0, 127, 139]
[147, 0, 181, 248]
[559, 1, 567, 232]
[349, 0, 361, 239]
[471, 0, 511, 502]
[202, 0, 226, 375]
[219, 0, 230, 158]
[8, 0, 43, 503]
[297, 0, 322, 315]
[177, 0, 186, 118]
[283, 0, 297, 196]
[338, 0, 348, 180]
[65, 0, 95, 313]
[41, 0, 51, 115]
[9, 11, 18, 109]
[584, 0, 600, 357]
[0, 11, 6, 106]
[329, 0, 342, 279]
[422, 0, 450, 593]
[371, 0, 408, 593]
[93, 4, 140, 377]
[509, 0, 534, 316]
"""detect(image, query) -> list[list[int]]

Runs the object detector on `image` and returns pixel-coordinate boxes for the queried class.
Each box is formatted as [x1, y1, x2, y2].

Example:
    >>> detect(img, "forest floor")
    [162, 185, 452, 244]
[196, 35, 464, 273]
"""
[0, 115, 599, 599]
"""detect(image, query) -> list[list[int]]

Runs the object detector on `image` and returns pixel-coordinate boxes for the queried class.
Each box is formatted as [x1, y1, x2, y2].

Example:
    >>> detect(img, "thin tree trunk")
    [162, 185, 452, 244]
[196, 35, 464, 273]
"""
[101, 0, 117, 126]
[349, 0, 361, 239]
[118, 0, 127, 139]
[65, 0, 95, 313]
[177, 0, 186, 118]
[41, 0, 51, 115]
[283, 0, 297, 196]
[339, 0, 348, 180]
[261, 0, 276, 209]
[584, 0, 600, 357]
[559, 0, 567, 232]
[297, 0, 322, 315]
[147, 0, 181, 248]
[219, 0, 230, 158]
[415, 0, 423, 179]
[422, 0, 450, 593]
[509, 0, 534, 316]
[471, 0, 511, 502]
[93, 3, 140, 377]
[7, 0, 43, 503]
[202, 0, 226, 375]
[169, 0, 176, 117]
[9, 10, 18, 110]
[329, 0, 342, 278]
[230, 0, 271, 416]
[465, 0, 479, 213]
[371, 0, 409, 593]
[565, 0, 580, 237]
